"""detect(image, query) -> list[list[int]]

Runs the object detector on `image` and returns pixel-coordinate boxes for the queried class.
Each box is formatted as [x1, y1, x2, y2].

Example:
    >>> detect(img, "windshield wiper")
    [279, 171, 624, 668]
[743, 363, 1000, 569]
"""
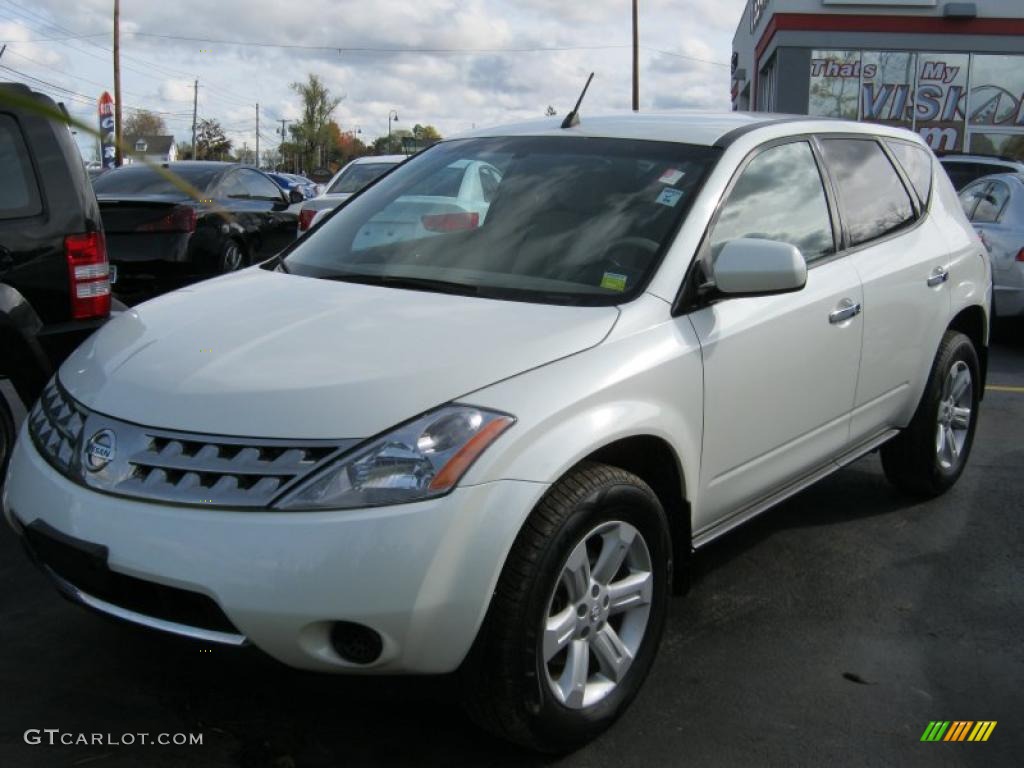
[322, 272, 480, 296]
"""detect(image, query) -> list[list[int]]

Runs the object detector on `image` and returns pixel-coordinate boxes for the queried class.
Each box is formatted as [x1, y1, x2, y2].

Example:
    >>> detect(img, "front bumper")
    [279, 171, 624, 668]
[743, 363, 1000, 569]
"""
[2, 427, 546, 673]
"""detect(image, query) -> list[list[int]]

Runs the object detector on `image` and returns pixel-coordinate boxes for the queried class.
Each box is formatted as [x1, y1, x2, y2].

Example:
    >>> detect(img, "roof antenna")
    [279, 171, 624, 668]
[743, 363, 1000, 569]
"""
[561, 72, 594, 129]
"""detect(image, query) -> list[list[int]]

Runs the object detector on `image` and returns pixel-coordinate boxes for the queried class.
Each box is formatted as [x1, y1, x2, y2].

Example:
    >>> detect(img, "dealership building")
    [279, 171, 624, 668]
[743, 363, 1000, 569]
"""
[731, 0, 1024, 159]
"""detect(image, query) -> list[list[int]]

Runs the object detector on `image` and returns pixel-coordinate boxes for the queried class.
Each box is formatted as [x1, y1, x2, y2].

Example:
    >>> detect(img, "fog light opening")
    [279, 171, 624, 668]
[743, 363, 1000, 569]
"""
[329, 621, 383, 665]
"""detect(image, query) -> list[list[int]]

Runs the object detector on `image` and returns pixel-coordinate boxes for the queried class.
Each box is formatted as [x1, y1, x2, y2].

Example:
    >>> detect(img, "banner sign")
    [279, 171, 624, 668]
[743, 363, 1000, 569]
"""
[98, 91, 115, 169]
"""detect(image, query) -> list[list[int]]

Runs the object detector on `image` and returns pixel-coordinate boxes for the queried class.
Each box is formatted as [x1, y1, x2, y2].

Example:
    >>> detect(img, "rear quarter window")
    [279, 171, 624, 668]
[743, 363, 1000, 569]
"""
[0, 113, 43, 220]
[886, 140, 933, 205]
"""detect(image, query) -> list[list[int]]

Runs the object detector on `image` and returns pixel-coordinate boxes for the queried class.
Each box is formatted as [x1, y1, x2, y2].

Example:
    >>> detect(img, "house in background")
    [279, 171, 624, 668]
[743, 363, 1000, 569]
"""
[124, 134, 176, 164]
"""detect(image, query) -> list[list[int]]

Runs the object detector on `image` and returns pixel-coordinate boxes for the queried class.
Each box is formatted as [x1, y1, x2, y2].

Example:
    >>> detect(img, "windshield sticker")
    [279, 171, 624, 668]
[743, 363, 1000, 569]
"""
[659, 168, 685, 185]
[600, 272, 628, 292]
[655, 187, 684, 207]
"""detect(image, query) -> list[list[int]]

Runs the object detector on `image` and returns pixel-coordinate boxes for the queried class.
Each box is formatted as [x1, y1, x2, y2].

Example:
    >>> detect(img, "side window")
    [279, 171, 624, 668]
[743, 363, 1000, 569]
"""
[886, 140, 933, 205]
[958, 181, 989, 220]
[217, 172, 248, 199]
[972, 180, 1010, 223]
[241, 170, 283, 201]
[0, 113, 43, 219]
[709, 141, 834, 264]
[819, 139, 915, 247]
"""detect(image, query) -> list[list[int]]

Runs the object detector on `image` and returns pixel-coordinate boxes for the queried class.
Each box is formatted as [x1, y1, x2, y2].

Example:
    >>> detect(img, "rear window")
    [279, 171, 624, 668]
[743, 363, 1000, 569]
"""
[0, 114, 43, 219]
[819, 139, 915, 247]
[93, 165, 222, 195]
[327, 163, 395, 195]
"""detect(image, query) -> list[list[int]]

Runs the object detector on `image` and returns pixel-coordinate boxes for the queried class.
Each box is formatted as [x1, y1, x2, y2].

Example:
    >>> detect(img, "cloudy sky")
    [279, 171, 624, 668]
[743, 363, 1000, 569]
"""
[0, 0, 746, 162]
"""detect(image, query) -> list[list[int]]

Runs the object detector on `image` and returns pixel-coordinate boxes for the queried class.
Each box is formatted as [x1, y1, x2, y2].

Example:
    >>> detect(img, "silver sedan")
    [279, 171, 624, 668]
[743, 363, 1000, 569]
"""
[960, 173, 1024, 316]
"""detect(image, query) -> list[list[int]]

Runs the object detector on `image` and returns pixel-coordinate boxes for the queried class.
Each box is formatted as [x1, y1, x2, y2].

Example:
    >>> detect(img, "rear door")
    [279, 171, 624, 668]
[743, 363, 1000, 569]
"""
[689, 139, 864, 535]
[817, 138, 951, 444]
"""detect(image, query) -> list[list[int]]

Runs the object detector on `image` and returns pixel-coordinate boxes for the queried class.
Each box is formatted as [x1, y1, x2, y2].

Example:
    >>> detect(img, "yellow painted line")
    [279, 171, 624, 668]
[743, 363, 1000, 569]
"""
[986, 385, 1024, 393]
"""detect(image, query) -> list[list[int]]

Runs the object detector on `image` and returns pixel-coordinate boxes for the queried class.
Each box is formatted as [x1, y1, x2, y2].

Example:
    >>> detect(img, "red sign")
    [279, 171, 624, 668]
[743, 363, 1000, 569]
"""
[98, 91, 116, 169]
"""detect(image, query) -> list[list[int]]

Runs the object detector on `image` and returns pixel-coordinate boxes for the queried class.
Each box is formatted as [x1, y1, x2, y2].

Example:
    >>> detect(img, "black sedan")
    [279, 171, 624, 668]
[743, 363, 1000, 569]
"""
[92, 162, 300, 301]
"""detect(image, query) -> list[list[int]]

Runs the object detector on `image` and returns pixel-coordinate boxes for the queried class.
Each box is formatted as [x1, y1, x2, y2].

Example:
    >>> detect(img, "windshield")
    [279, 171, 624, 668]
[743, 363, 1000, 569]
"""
[327, 162, 398, 195]
[283, 137, 718, 305]
[93, 165, 222, 195]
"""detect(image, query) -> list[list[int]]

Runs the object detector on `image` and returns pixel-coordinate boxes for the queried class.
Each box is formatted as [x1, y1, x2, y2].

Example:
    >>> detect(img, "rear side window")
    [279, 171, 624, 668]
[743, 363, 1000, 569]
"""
[710, 141, 834, 264]
[958, 181, 988, 219]
[972, 180, 1010, 223]
[819, 139, 915, 247]
[886, 141, 933, 204]
[940, 161, 981, 191]
[0, 114, 43, 219]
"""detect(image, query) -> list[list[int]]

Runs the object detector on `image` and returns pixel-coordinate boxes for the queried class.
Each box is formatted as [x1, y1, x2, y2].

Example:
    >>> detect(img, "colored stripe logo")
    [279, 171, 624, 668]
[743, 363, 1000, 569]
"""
[920, 721, 997, 742]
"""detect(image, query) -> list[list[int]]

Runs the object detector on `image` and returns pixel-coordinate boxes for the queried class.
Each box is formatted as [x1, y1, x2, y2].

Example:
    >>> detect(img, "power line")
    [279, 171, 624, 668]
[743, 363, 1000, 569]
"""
[129, 31, 635, 55]
[643, 46, 729, 67]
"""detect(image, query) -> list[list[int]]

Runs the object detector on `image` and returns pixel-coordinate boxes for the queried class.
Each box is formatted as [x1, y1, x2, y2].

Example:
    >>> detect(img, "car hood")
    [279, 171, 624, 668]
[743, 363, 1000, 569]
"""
[60, 268, 619, 438]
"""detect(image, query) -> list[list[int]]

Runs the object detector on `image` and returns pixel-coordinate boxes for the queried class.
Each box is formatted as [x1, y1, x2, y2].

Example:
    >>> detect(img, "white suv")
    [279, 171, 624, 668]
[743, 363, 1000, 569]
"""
[2, 114, 991, 752]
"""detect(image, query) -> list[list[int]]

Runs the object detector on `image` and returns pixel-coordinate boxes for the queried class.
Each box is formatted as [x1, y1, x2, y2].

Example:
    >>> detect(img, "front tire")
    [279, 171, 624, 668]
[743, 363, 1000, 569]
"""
[461, 462, 671, 753]
[881, 330, 980, 498]
[218, 239, 247, 273]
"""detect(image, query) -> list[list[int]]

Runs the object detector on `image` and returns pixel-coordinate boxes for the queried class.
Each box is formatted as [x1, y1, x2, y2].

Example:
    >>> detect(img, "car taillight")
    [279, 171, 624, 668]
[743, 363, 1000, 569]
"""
[298, 209, 317, 231]
[1017, 248, 1024, 262]
[65, 231, 111, 320]
[137, 206, 196, 233]
[421, 212, 479, 233]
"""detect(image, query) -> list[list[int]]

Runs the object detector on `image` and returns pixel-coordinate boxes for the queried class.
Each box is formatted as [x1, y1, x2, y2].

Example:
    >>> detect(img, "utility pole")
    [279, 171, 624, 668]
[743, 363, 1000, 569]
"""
[278, 119, 290, 171]
[191, 79, 198, 159]
[388, 109, 398, 154]
[632, 0, 639, 111]
[113, 0, 123, 165]
[255, 103, 259, 167]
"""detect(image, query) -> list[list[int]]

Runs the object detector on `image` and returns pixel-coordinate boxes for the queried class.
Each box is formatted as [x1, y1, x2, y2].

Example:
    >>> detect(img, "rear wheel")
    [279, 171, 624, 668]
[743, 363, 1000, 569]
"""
[461, 462, 671, 753]
[881, 330, 980, 498]
[219, 239, 247, 272]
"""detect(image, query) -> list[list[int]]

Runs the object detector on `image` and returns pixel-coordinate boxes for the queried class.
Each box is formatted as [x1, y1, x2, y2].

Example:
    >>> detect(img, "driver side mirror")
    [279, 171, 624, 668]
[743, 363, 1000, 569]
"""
[713, 238, 807, 296]
[288, 188, 304, 204]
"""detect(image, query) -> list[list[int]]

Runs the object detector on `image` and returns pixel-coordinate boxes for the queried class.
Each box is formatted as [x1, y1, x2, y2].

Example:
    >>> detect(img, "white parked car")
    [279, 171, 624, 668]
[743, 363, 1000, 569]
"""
[3, 113, 991, 752]
[297, 155, 406, 233]
[958, 172, 1024, 316]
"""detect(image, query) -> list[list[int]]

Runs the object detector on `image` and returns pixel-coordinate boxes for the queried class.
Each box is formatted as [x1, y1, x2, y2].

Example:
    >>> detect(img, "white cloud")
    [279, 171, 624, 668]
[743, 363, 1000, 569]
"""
[9, 0, 746, 156]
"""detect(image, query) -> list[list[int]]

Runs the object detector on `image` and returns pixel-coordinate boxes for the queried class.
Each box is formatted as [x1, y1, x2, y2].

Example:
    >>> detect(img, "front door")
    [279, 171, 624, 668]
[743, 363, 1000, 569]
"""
[688, 140, 864, 536]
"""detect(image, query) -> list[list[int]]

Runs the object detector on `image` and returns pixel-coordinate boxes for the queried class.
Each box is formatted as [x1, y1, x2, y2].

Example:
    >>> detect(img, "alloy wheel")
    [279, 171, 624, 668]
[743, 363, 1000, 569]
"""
[936, 359, 973, 471]
[541, 520, 653, 710]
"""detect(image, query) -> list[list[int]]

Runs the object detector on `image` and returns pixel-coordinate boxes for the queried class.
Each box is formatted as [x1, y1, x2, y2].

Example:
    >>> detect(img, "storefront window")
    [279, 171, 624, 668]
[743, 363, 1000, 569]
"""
[914, 53, 969, 152]
[809, 50, 861, 119]
[860, 51, 915, 126]
[806, 49, 1024, 158]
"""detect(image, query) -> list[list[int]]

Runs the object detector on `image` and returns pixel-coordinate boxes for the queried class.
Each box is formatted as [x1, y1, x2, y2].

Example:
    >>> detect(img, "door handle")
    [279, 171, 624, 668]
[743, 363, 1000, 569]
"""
[927, 266, 949, 287]
[829, 298, 862, 324]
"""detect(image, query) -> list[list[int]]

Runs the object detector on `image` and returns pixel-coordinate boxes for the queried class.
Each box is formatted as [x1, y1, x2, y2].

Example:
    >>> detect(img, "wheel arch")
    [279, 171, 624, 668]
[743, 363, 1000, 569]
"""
[948, 304, 988, 397]
[583, 435, 692, 594]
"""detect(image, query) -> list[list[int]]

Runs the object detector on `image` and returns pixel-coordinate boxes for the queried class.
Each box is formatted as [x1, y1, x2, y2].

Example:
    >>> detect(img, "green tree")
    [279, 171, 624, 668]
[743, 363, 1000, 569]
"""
[175, 140, 192, 160]
[195, 118, 232, 160]
[412, 123, 442, 141]
[123, 109, 167, 136]
[290, 74, 343, 170]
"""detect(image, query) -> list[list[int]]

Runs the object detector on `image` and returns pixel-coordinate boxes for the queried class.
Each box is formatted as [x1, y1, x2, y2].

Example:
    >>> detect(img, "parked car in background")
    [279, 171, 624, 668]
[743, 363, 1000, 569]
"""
[960, 172, 1024, 316]
[4, 114, 991, 752]
[297, 155, 405, 232]
[0, 83, 115, 476]
[93, 161, 300, 302]
[266, 171, 318, 201]
[939, 153, 1024, 190]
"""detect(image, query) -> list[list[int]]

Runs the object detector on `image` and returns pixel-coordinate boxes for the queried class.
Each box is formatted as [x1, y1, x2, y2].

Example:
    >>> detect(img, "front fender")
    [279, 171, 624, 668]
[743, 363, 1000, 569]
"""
[461, 308, 703, 514]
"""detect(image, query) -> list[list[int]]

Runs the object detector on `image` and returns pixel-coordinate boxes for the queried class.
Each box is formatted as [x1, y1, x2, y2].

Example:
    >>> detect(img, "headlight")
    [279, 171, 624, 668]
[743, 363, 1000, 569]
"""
[274, 405, 515, 510]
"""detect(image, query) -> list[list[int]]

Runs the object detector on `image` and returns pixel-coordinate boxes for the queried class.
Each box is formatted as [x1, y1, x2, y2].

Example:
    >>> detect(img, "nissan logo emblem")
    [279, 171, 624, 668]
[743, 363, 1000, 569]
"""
[84, 429, 116, 471]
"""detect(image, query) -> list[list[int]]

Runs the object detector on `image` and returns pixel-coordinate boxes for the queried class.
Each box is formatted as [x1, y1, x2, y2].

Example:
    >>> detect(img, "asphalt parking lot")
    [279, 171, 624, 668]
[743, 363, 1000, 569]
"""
[1, 320, 1021, 768]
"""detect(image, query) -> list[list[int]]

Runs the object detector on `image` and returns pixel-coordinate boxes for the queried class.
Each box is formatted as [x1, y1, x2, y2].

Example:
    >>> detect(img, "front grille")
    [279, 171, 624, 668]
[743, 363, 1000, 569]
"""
[23, 522, 239, 635]
[29, 376, 359, 508]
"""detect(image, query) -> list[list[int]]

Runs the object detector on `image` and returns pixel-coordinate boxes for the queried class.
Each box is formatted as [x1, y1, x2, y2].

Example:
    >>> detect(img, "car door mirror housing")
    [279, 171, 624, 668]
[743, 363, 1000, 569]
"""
[288, 188, 304, 204]
[713, 238, 808, 297]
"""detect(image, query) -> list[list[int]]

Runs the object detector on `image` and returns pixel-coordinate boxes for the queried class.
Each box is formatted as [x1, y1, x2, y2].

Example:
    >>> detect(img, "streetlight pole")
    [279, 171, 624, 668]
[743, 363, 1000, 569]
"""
[387, 109, 399, 154]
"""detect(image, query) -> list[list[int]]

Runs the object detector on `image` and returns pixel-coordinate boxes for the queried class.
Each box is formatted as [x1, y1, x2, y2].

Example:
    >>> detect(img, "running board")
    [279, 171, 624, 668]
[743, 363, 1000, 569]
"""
[692, 429, 900, 549]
